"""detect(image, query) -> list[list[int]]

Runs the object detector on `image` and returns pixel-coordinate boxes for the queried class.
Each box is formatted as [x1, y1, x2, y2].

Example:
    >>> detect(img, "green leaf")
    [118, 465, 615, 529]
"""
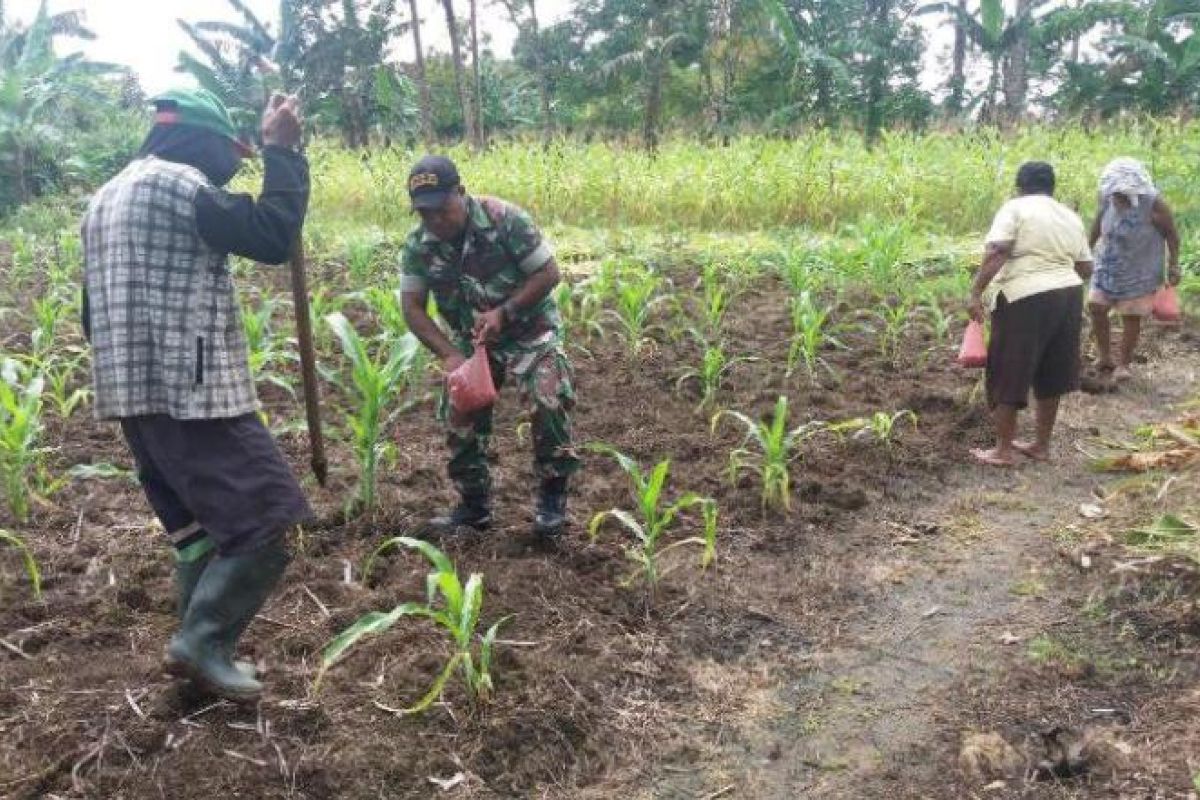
[398, 651, 464, 714]
[314, 602, 433, 689]
[0, 529, 41, 599]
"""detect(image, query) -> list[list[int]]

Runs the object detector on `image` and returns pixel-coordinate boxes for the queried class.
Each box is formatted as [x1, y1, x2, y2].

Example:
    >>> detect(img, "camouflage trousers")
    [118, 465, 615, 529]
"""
[437, 332, 580, 498]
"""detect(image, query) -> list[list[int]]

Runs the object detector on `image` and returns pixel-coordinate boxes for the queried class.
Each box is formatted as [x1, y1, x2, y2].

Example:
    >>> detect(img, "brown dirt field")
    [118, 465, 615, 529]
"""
[1, 263, 1197, 799]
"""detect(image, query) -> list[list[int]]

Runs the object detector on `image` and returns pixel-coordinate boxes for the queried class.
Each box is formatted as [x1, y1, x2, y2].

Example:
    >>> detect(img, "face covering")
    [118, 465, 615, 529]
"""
[138, 123, 242, 187]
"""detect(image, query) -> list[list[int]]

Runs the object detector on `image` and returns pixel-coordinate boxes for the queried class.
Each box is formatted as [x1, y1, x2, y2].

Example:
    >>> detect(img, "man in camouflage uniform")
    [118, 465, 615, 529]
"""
[400, 155, 579, 537]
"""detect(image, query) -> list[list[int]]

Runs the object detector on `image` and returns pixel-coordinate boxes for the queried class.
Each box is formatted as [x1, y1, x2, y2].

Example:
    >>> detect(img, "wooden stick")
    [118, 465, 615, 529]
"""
[288, 236, 327, 486]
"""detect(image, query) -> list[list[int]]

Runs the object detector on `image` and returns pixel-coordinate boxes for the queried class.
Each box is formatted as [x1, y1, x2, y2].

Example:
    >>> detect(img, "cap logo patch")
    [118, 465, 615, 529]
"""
[409, 172, 440, 191]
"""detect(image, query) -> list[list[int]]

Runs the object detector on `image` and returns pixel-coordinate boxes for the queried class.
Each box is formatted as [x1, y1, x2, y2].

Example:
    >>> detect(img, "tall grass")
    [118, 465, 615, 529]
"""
[303, 123, 1200, 235]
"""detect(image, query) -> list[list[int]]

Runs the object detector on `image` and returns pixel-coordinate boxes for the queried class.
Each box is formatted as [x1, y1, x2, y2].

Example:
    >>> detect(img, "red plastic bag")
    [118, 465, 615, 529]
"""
[957, 320, 987, 368]
[448, 347, 498, 414]
[1152, 285, 1182, 324]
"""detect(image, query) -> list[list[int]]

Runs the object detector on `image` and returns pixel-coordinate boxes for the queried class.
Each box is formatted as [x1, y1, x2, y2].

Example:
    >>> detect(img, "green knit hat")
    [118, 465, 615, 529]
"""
[151, 88, 254, 156]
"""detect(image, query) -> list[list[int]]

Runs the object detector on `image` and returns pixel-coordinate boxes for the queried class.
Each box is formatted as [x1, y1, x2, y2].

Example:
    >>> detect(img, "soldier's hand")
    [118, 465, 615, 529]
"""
[473, 308, 505, 346]
[442, 352, 467, 374]
[262, 93, 302, 149]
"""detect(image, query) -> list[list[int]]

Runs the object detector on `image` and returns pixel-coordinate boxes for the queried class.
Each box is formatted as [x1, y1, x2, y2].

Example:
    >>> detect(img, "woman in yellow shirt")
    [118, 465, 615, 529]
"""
[967, 162, 1095, 467]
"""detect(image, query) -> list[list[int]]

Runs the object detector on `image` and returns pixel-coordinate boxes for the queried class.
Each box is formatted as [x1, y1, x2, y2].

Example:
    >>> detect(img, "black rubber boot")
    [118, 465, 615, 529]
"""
[166, 537, 289, 701]
[174, 550, 257, 679]
[533, 478, 568, 537]
[430, 494, 493, 532]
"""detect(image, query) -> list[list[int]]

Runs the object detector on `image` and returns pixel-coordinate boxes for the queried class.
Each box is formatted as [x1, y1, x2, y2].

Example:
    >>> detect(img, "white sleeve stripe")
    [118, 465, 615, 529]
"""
[518, 242, 553, 273]
[399, 274, 427, 292]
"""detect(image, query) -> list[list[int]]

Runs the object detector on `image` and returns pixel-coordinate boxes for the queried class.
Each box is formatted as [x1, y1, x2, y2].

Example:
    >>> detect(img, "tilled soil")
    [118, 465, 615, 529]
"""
[0, 266, 1195, 799]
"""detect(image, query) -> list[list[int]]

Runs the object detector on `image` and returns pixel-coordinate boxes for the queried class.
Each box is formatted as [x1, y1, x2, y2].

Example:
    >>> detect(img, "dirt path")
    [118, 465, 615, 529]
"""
[653, 326, 1198, 799]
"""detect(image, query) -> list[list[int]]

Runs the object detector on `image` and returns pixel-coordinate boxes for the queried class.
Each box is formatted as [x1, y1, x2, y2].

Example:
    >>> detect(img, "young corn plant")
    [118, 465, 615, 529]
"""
[241, 295, 296, 395]
[360, 285, 410, 339]
[675, 339, 753, 413]
[787, 291, 839, 379]
[694, 261, 737, 341]
[712, 396, 826, 513]
[827, 410, 918, 447]
[602, 265, 667, 359]
[861, 297, 916, 368]
[555, 279, 604, 348]
[0, 529, 42, 599]
[587, 444, 718, 591]
[0, 358, 50, 522]
[326, 313, 423, 515]
[317, 536, 510, 710]
[40, 352, 91, 418]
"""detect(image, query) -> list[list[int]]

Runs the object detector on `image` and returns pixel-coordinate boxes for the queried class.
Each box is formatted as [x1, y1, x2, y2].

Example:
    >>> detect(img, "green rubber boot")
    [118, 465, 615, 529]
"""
[166, 537, 289, 701]
[174, 546, 256, 679]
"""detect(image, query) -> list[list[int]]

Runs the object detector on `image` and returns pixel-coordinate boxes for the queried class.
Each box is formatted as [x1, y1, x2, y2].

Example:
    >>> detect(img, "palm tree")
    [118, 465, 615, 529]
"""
[918, 0, 1046, 123]
[495, 0, 554, 141]
[0, 1, 116, 208]
[406, 0, 436, 144]
[174, 0, 277, 131]
[440, 0, 480, 146]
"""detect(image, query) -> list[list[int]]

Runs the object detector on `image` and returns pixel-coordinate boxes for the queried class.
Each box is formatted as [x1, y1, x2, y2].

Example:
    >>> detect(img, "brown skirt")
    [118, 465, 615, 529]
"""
[986, 286, 1084, 409]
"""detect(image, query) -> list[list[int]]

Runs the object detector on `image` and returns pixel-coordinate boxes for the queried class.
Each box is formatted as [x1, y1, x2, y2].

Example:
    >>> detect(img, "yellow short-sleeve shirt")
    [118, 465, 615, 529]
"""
[984, 194, 1092, 310]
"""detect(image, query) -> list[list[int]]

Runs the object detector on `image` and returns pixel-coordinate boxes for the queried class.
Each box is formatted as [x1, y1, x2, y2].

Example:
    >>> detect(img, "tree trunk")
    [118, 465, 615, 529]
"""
[469, 0, 485, 147]
[643, 12, 667, 151]
[1001, 0, 1032, 125]
[440, 0, 477, 146]
[527, 0, 554, 143]
[408, 0, 435, 145]
[947, 0, 967, 115]
[864, 0, 890, 147]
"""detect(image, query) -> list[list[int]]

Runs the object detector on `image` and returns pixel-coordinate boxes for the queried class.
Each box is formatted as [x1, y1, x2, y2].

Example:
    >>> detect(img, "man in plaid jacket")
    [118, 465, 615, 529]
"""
[82, 89, 309, 701]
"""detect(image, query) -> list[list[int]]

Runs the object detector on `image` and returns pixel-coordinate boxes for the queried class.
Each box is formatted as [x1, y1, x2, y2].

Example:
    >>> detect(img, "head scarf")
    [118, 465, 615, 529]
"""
[137, 123, 242, 187]
[1099, 158, 1155, 207]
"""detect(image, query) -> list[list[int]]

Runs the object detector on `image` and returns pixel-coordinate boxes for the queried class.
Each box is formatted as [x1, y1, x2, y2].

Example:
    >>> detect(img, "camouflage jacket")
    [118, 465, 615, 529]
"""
[399, 195, 559, 347]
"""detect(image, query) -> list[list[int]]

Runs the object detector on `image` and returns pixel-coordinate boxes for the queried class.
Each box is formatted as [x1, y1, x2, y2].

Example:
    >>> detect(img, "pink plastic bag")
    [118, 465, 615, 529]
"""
[1152, 285, 1182, 324]
[957, 320, 987, 368]
[447, 347, 498, 414]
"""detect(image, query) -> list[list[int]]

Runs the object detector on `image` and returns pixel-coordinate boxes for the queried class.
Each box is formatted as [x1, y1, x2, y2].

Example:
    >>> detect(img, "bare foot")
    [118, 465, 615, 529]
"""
[1113, 365, 1134, 382]
[1013, 441, 1049, 461]
[970, 447, 1016, 467]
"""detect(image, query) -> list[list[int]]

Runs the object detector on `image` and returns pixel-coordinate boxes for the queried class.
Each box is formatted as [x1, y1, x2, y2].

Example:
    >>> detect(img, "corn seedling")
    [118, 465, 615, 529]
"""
[675, 339, 753, 413]
[0, 529, 41, 599]
[712, 396, 827, 512]
[241, 295, 296, 395]
[344, 234, 385, 286]
[587, 444, 718, 590]
[602, 265, 667, 359]
[360, 286, 410, 339]
[327, 312, 423, 515]
[827, 409, 918, 447]
[693, 261, 738, 340]
[318, 536, 510, 709]
[40, 352, 90, 418]
[860, 298, 915, 368]
[29, 288, 75, 360]
[0, 358, 49, 522]
[787, 291, 839, 379]
[555, 279, 604, 348]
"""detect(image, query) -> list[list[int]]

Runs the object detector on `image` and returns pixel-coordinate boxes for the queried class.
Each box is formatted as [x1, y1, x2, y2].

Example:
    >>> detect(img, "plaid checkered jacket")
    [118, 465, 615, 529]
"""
[83, 157, 258, 420]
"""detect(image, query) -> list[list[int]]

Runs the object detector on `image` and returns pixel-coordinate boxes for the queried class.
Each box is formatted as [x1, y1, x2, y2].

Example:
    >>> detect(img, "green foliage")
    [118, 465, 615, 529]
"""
[0, 357, 49, 521]
[676, 340, 753, 413]
[587, 444, 718, 589]
[712, 396, 826, 512]
[318, 536, 510, 709]
[0, 528, 41, 599]
[325, 312, 422, 515]
[787, 291, 839, 379]
[827, 409, 918, 446]
[601, 261, 667, 359]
